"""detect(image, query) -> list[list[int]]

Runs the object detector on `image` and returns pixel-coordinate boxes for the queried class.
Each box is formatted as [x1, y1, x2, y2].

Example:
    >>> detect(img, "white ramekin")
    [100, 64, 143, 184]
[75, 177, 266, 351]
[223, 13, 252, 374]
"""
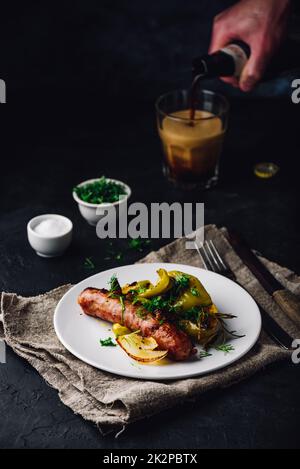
[27, 214, 73, 257]
[72, 178, 131, 226]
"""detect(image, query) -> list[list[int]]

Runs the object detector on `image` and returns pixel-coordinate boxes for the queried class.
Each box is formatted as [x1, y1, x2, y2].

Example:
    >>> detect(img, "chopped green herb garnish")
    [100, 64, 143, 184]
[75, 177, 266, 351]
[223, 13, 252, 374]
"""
[119, 295, 125, 323]
[140, 296, 171, 313]
[136, 308, 147, 319]
[84, 257, 95, 270]
[105, 242, 123, 262]
[74, 176, 127, 204]
[105, 251, 123, 261]
[100, 337, 116, 347]
[108, 274, 121, 294]
[181, 307, 205, 322]
[191, 287, 200, 297]
[133, 290, 180, 315]
[128, 238, 151, 252]
[173, 273, 190, 294]
[108, 275, 126, 321]
[215, 344, 235, 354]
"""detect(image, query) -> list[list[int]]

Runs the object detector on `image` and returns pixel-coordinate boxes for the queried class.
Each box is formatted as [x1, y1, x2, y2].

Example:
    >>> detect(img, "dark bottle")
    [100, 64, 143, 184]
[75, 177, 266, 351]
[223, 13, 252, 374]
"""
[192, 41, 251, 79]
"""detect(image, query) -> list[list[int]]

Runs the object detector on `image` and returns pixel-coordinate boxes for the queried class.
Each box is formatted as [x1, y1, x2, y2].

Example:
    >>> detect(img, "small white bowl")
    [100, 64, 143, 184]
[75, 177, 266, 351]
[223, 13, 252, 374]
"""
[27, 214, 73, 258]
[73, 178, 131, 226]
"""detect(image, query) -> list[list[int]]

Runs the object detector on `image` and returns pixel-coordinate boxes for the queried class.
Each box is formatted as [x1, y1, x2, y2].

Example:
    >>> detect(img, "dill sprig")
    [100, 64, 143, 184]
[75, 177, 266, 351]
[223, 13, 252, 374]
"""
[216, 313, 245, 341]
[215, 344, 235, 354]
[199, 350, 213, 359]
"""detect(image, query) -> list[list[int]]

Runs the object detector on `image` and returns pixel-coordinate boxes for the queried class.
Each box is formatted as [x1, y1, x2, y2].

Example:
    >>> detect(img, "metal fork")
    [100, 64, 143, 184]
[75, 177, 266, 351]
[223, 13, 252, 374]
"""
[194, 240, 235, 281]
[195, 239, 293, 350]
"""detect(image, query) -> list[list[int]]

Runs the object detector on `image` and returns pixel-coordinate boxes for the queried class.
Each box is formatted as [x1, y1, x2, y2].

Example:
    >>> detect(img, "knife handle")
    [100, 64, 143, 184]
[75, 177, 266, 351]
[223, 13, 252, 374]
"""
[273, 289, 300, 328]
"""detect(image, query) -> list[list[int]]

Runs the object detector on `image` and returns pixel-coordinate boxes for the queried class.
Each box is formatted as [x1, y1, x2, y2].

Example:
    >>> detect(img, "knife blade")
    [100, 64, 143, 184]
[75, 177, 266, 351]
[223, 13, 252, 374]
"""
[258, 307, 293, 350]
[218, 266, 293, 349]
[194, 238, 293, 350]
[227, 229, 300, 327]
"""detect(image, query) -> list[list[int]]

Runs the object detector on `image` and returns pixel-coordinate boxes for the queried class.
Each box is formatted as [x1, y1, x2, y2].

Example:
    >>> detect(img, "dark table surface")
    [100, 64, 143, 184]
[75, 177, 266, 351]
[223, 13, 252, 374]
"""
[1, 94, 300, 449]
[1, 0, 300, 450]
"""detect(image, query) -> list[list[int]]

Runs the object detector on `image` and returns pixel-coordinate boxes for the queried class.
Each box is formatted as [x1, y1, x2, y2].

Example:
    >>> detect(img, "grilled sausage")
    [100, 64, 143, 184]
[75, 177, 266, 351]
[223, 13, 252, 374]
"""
[78, 287, 195, 361]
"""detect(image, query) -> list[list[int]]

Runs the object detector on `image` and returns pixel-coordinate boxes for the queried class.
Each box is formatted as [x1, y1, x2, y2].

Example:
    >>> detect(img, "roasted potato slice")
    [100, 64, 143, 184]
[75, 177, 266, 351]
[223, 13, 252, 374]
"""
[112, 323, 131, 338]
[117, 332, 168, 363]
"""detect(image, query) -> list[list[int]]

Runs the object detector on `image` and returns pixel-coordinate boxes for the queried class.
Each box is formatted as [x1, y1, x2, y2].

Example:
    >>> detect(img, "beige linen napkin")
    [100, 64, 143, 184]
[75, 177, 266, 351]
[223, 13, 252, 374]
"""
[1, 225, 299, 435]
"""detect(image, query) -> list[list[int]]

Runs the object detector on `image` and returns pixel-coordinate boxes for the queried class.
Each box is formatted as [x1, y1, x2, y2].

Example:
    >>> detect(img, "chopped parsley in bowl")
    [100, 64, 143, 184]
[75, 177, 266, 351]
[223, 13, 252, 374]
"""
[73, 176, 127, 205]
[73, 176, 131, 226]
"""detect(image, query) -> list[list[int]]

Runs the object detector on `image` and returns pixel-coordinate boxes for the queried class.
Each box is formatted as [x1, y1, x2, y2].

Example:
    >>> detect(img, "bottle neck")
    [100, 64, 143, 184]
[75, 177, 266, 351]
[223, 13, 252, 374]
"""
[192, 41, 250, 79]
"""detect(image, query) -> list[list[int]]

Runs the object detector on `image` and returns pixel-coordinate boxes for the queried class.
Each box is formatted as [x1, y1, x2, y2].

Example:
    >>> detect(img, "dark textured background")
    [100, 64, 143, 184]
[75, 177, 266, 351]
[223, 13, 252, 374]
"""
[0, 0, 300, 449]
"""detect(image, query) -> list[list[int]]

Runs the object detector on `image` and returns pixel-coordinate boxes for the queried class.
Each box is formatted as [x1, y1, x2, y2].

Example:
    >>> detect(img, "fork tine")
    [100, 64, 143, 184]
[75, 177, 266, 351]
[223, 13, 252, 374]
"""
[201, 242, 217, 272]
[209, 240, 227, 270]
[205, 241, 222, 273]
[193, 241, 208, 270]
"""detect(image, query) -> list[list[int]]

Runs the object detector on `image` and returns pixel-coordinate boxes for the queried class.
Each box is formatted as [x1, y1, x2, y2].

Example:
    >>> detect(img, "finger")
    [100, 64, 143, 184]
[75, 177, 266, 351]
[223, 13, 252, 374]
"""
[239, 47, 269, 92]
[209, 17, 234, 53]
[209, 32, 232, 54]
[220, 76, 240, 88]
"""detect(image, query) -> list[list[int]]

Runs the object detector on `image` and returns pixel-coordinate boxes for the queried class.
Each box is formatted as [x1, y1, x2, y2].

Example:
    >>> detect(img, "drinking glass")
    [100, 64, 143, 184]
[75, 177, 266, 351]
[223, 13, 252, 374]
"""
[156, 89, 229, 189]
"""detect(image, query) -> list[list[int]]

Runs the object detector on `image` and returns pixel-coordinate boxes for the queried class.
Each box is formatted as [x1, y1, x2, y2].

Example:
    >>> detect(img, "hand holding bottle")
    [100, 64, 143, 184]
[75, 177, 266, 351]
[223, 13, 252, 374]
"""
[209, 0, 291, 92]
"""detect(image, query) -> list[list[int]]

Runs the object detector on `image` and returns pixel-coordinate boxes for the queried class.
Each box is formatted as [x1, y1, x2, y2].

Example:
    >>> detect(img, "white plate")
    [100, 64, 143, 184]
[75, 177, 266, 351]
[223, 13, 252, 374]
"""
[54, 263, 261, 380]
